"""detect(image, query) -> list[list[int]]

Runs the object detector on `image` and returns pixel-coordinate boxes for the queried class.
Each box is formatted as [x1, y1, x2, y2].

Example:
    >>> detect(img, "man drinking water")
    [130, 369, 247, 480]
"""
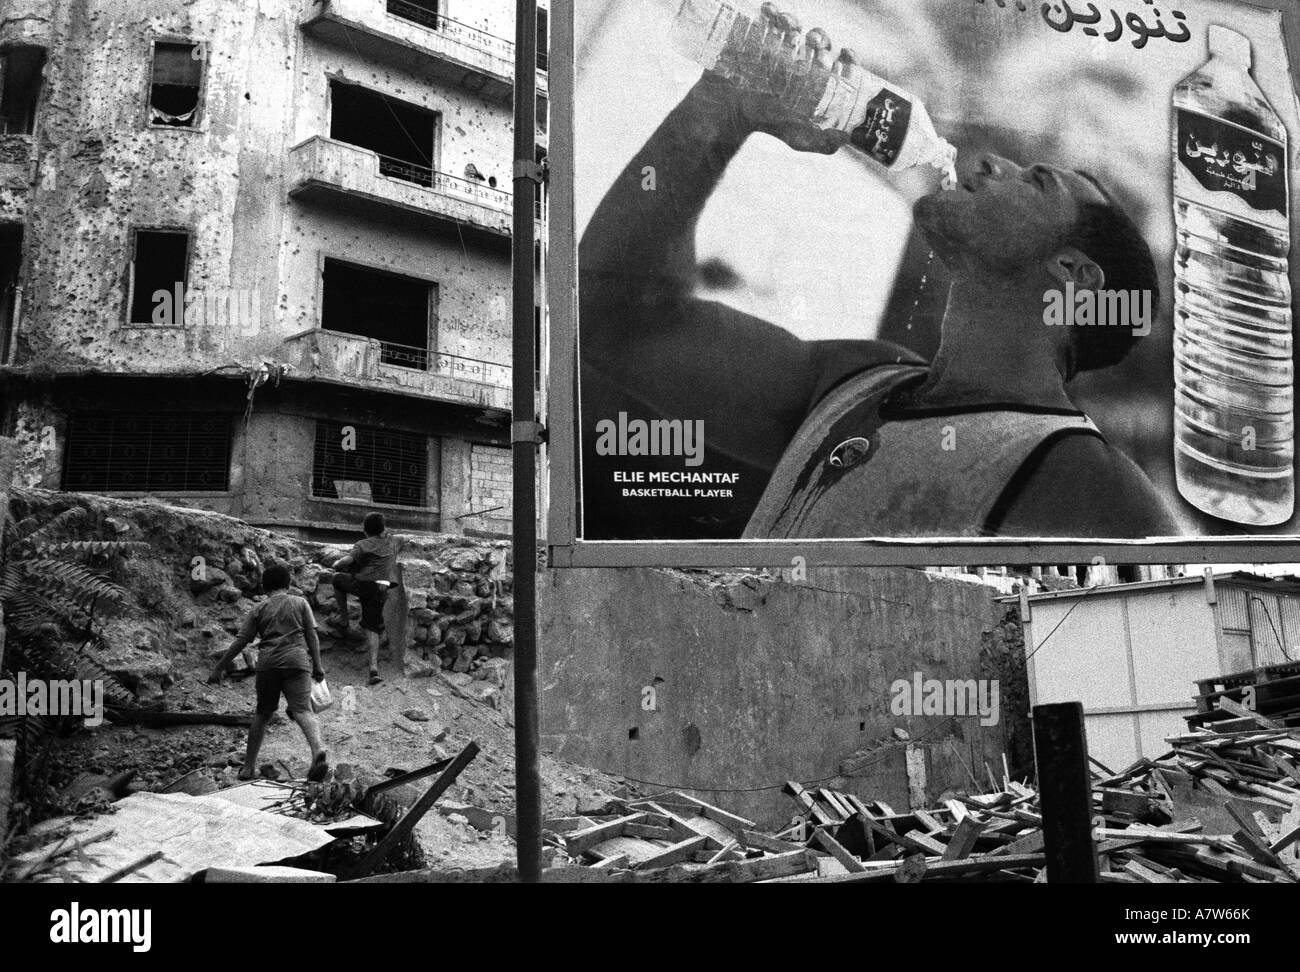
[580, 8, 1176, 539]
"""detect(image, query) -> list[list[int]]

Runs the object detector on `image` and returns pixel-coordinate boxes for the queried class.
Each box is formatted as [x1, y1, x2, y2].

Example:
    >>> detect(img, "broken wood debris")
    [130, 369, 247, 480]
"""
[551, 709, 1300, 883]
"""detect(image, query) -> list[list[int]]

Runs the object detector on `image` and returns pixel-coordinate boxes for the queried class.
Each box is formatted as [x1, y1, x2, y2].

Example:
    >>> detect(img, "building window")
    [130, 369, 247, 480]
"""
[63, 413, 232, 492]
[129, 229, 189, 324]
[537, 7, 549, 72]
[0, 47, 45, 135]
[329, 80, 437, 187]
[149, 41, 204, 127]
[534, 306, 542, 390]
[321, 258, 434, 369]
[312, 420, 431, 509]
[387, 0, 439, 31]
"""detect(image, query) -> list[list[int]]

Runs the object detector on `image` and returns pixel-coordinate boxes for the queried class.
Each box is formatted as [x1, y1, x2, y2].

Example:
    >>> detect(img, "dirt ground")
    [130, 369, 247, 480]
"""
[46, 623, 631, 870]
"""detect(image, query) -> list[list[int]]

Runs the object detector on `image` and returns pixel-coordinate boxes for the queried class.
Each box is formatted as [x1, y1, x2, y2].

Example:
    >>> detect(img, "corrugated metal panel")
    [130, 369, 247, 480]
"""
[1279, 596, 1300, 658]
[1249, 593, 1288, 668]
[1219, 586, 1250, 631]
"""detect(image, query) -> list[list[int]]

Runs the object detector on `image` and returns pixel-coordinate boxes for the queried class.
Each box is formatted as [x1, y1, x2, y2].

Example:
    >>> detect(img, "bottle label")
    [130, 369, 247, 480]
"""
[1177, 109, 1287, 217]
[851, 88, 912, 168]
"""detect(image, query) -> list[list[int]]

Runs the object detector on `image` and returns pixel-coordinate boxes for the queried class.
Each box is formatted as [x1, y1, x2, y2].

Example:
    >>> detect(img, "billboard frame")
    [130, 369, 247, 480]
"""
[544, 0, 1300, 569]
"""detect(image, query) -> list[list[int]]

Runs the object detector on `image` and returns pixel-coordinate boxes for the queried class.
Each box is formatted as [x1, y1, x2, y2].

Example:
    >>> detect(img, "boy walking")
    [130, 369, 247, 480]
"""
[328, 512, 400, 686]
[209, 563, 329, 782]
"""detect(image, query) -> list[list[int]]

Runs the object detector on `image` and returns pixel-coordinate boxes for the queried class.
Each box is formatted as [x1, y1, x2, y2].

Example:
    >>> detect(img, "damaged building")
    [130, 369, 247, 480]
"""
[0, 0, 548, 540]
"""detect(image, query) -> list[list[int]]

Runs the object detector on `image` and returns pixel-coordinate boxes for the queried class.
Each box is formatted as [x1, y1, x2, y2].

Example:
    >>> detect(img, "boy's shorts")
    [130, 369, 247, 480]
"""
[255, 668, 313, 716]
[334, 573, 389, 633]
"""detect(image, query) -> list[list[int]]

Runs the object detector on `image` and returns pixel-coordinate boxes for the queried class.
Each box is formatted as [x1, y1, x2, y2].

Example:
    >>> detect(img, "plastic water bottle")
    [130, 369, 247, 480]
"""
[667, 0, 957, 185]
[1173, 25, 1293, 527]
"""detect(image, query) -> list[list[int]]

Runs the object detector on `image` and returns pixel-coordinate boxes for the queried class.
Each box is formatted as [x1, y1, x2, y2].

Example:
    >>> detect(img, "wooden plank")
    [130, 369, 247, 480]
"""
[783, 782, 836, 826]
[812, 828, 866, 874]
[347, 742, 480, 879]
[1217, 697, 1284, 729]
[818, 788, 853, 821]
[623, 823, 677, 841]
[1096, 827, 1228, 845]
[913, 809, 943, 834]
[565, 814, 647, 857]
[592, 854, 629, 869]
[805, 853, 1046, 884]
[706, 840, 741, 865]
[1269, 823, 1300, 855]
[989, 829, 1045, 857]
[1122, 860, 1175, 884]
[627, 850, 814, 884]
[903, 830, 948, 855]
[741, 830, 805, 855]
[940, 816, 986, 861]
[671, 794, 758, 833]
[635, 835, 709, 870]
[856, 813, 934, 856]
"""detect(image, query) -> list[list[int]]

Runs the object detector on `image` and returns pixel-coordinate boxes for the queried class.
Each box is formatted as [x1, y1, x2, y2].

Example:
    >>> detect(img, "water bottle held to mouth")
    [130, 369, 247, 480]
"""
[667, 0, 958, 186]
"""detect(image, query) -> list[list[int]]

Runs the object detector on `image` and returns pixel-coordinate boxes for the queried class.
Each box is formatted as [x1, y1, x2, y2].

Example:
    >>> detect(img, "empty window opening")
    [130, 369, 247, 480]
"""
[0, 47, 45, 135]
[312, 420, 431, 509]
[534, 306, 542, 390]
[388, 0, 439, 31]
[330, 80, 436, 187]
[150, 41, 204, 127]
[129, 229, 189, 324]
[64, 413, 232, 492]
[537, 7, 549, 72]
[628, 727, 639, 740]
[321, 258, 433, 369]
[0, 224, 23, 362]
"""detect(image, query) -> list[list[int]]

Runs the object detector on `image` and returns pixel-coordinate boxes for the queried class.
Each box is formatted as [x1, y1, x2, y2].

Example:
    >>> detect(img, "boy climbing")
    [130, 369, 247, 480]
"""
[208, 562, 329, 782]
[327, 511, 400, 686]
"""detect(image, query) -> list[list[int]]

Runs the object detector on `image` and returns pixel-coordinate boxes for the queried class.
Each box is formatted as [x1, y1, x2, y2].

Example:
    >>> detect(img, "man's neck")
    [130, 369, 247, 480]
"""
[910, 273, 1076, 412]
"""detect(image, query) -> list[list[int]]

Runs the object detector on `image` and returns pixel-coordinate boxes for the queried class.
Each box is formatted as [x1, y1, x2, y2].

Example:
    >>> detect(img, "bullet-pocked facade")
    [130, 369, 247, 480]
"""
[0, 0, 546, 539]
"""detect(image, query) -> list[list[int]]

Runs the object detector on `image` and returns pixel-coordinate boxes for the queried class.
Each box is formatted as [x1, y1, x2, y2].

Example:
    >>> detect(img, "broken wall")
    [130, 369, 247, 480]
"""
[540, 566, 1029, 827]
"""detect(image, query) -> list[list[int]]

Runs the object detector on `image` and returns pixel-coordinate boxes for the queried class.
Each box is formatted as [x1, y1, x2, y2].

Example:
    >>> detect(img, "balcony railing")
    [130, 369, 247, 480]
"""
[289, 136, 538, 237]
[375, 151, 514, 211]
[282, 327, 512, 410]
[385, 2, 515, 61]
[305, 1, 547, 102]
[377, 339, 511, 388]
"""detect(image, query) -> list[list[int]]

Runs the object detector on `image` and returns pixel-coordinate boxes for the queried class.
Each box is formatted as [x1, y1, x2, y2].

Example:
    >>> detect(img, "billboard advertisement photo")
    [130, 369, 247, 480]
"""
[547, 0, 1300, 565]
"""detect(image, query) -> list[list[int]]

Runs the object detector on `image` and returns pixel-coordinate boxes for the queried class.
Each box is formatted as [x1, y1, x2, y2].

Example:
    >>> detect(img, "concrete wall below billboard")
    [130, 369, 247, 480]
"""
[540, 566, 1027, 826]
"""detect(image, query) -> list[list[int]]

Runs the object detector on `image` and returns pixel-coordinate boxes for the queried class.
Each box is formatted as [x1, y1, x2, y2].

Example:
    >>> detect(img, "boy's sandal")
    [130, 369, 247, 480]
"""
[307, 751, 329, 783]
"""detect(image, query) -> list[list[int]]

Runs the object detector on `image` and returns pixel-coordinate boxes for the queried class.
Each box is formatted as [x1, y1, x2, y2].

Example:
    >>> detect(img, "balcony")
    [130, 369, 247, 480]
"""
[281, 327, 511, 412]
[289, 135, 529, 237]
[300, 0, 546, 103]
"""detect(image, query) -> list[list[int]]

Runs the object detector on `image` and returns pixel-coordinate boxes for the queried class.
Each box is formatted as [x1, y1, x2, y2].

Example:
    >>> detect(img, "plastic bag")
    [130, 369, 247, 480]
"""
[310, 678, 334, 713]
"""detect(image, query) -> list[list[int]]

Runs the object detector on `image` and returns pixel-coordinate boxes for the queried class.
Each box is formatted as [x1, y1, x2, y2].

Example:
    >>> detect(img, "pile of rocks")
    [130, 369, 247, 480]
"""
[397, 539, 513, 686]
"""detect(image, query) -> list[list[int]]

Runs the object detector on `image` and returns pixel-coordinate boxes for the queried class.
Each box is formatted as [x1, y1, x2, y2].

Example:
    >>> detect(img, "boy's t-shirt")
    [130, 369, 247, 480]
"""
[347, 535, 400, 583]
[238, 592, 317, 672]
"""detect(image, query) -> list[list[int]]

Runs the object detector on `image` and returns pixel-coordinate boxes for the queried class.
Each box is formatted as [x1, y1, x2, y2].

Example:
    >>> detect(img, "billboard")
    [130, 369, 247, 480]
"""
[545, 0, 1300, 566]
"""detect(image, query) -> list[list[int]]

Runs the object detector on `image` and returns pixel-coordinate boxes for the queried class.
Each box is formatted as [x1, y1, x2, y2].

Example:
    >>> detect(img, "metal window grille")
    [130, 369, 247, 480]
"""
[63, 413, 231, 492]
[387, 0, 439, 31]
[312, 420, 429, 509]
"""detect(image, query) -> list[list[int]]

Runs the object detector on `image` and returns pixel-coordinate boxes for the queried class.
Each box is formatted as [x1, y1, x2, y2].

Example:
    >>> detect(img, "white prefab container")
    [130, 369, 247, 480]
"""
[1002, 573, 1300, 774]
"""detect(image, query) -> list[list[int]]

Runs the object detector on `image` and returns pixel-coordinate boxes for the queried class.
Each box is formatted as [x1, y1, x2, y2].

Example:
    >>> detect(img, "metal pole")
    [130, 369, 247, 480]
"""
[510, 0, 543, 884]
[1032, 702, 1099, 883]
